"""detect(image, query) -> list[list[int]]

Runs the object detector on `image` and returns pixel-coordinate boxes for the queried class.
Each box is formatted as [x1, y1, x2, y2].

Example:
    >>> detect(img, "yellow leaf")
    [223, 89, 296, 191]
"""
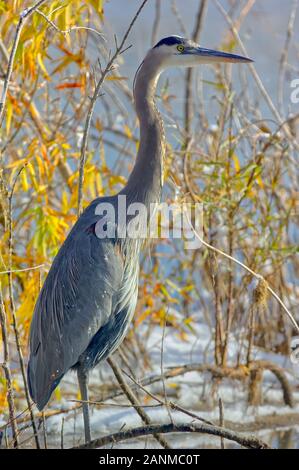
[62, 191, 69, 213]
[256, 174, 264, 189]
[6, 158, 27, 169]
[95, 172, 103, 195]
[168, 382, 179, 389]
[95, 119, 103, 132]
[36, 155, 45, 179]
[28, 162, 39, 190]
[65, 3, 71, 29]
[89, 0, 104, 17]
[54, 386, 62, 402]
[106, 75, 127, 81]
[136, 308, 152, 326]
[37, 53, 50, 79]
[61, 143, 71, 149]
[52, 56, 73, 75]
[21, 169, 29, 191]
[109, 174, 127, 186]
[232, 153, 240, 173]
[257, 123, 271, 134]
[124, 124, 132, 139]
[6, 99, 12, 135]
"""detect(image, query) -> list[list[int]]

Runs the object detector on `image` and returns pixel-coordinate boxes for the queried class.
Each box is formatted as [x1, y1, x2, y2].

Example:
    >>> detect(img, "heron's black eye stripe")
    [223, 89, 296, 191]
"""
[154, 36, 183, 48]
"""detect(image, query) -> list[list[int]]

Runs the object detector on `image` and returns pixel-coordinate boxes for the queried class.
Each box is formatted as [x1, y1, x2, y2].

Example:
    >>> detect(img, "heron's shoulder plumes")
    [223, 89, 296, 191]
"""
[154, 35, 184, 48]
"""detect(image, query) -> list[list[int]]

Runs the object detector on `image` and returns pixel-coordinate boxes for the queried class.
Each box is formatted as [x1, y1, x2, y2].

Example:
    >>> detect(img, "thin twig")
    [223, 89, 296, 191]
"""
[218, 397, 225, 449]
[151, 0, 161, 46]
[161, 310, 173, 424]
[42, 412, 47, 449]
[70, 399, 162, 408]
[0, 284, 19, 447]
[171, 1, 188, 36]
[107, 356, 171, 449]
[0, 264, 45, 275]
[36, 9, 105, 40]
[61, 417, 65, 449]
[7, 167, 40, 449]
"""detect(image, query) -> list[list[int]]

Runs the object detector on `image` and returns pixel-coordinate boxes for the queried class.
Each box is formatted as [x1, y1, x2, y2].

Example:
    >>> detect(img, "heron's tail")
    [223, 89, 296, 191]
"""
[27, 354, 63, 411]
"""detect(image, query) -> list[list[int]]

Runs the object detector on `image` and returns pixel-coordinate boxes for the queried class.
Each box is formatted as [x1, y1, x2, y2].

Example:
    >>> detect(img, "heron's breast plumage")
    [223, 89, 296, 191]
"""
[77, 239, 140, 371]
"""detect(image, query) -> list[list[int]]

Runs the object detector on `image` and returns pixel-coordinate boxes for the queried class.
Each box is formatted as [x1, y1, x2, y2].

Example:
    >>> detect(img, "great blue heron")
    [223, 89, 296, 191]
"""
[28, 35, 252, 443]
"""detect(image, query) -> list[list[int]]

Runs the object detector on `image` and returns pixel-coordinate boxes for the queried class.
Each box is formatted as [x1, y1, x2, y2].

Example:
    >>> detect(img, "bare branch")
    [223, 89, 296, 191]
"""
[72, 421, 271, 449]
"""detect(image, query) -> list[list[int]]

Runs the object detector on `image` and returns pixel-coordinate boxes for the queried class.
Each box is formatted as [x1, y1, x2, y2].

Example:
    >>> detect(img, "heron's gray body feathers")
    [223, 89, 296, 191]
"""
[28, 197, 139, 410]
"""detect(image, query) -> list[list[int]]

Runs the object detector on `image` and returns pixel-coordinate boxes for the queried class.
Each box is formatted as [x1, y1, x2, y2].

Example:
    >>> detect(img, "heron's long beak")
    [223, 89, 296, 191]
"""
[190, 47, 253, 63]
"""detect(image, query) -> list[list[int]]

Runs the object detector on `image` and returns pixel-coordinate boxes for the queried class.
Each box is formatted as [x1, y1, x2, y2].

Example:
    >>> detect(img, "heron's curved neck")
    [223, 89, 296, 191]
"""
[123, 57, 165, 207]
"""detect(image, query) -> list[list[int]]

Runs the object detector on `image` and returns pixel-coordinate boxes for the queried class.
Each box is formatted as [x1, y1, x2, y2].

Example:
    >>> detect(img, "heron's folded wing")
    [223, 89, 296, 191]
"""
[28, 206, 123, 409]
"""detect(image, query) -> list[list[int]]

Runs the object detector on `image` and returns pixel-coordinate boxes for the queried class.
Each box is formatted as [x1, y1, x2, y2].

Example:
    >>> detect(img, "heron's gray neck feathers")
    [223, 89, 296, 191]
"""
[123, 56, 166, 207]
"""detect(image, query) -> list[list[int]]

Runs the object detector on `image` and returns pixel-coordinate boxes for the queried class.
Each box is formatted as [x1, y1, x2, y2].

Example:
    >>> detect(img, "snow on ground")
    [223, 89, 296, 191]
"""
[1, 314, 299, 448]
[45, 318, 299, 448]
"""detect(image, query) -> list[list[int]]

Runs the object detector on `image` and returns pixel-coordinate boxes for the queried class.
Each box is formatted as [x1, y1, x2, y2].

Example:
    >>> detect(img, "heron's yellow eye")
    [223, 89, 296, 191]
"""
[177, 44, 185, 52]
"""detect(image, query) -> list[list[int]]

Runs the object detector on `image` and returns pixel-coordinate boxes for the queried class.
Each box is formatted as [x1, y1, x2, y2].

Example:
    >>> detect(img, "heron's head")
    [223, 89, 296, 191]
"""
[147, 35, 253, 70]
